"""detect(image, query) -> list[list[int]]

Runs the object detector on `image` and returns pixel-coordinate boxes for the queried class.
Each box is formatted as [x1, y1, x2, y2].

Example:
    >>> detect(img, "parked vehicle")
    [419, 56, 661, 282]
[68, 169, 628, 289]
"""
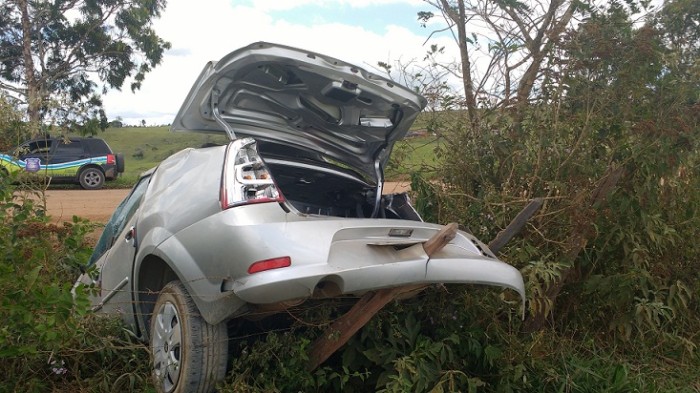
[0, 136, 124, 189]
[75, 42, 525, 393]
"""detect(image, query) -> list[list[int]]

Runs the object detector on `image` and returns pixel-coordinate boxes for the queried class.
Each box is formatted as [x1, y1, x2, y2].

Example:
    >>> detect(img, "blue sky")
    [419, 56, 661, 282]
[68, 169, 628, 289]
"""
[102, 0, 456, 125]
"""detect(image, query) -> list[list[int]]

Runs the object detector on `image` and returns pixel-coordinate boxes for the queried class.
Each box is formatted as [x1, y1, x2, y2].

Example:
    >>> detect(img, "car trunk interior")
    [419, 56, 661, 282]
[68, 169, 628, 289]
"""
[265, 161, 421, 221]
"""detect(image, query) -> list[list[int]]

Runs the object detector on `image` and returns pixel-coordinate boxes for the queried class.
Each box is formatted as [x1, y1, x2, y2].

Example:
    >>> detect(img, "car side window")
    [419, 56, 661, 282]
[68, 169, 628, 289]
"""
[50, 140, 85, 164]
[17, 140, 52, 158]
[88, 175, 151, 266]
[54, 140, 84, 155]
[28, 140, 52, 154]
[111, 176, 150, 240]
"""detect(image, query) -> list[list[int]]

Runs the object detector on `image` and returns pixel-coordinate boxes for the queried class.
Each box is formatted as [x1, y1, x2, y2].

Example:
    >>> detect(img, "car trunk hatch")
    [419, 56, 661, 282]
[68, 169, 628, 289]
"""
[171, 41, 427, 186]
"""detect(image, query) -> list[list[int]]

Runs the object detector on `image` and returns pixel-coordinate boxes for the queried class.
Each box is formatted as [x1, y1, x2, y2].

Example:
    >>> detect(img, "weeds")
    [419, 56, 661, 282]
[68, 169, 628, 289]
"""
[0, 173, 151, 392]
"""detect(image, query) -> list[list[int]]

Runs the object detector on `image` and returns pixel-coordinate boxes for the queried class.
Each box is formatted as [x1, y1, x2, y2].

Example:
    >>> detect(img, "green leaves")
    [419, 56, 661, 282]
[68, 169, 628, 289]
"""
[0, 0, 170, 130]
[417, 11, 435, 28]
[0, 123, 152, 389]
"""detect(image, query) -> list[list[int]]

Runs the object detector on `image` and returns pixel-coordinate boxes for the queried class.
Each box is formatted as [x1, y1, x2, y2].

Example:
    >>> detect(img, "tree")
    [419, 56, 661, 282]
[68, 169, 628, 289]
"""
[421, 0, 582, 128]
[0, 94, 29, 150]
[655, 0, 700, 104]
[108, 115, 123, 128]
[0, 0, 170, 134]
[413, 0, 699, 336]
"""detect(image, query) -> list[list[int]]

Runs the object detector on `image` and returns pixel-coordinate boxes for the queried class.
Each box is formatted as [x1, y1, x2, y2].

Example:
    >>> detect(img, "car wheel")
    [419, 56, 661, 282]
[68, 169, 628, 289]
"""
[150, 281, 228, 393]
[78, 167, 105, 190]
[115, 152, 125, 173]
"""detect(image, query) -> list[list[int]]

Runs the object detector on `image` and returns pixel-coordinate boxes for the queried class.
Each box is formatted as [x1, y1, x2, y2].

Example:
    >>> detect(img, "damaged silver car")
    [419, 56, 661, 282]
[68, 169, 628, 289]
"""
[75, 42, 525, 393]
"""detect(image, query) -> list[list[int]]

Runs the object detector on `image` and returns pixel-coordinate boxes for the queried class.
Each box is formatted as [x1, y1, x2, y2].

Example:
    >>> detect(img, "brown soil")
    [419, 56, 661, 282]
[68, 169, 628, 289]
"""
[44, 189, 131, 223]
[43, 181, 412, 223]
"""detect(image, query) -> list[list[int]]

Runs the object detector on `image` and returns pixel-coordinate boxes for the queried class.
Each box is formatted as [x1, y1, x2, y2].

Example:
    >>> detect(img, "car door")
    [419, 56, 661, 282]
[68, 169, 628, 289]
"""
[91, 176, 151, 326]
[49, 139, 87, 179]
[51, 139, 85, 163]
[16, 139, 53, 176]
[17, 139, 53, 164]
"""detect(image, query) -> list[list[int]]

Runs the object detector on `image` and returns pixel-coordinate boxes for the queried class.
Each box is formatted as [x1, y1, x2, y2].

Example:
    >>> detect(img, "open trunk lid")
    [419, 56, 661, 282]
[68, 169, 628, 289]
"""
[170, 42, 427, 184]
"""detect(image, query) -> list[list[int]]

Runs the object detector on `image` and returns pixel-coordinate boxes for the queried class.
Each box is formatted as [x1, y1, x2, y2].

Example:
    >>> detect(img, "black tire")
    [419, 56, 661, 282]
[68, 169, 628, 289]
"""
[150, 281, 228, 393]
[115, 152, 125, 173]
[78, 167, 105, 190]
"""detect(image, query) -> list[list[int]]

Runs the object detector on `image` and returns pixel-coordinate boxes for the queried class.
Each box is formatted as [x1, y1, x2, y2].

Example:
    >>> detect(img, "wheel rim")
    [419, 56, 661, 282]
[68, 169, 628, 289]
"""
[84, 171, 101, 187]
[152, 302, 182, 392]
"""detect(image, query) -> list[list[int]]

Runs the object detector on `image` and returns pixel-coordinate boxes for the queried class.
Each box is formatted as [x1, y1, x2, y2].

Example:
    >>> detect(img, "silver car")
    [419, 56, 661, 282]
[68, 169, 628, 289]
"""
[76, 42, 525, 393]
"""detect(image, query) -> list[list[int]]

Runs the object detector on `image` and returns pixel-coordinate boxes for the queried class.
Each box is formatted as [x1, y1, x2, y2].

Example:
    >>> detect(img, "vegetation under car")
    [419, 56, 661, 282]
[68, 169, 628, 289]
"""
[79, 137, 525, 393]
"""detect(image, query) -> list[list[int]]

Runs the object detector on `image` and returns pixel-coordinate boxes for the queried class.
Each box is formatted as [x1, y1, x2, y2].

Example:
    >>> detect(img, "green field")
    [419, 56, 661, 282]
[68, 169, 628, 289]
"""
[99, 126, 229, 186]
[386, 135, 441, 180]
[100, 126, 440, 187]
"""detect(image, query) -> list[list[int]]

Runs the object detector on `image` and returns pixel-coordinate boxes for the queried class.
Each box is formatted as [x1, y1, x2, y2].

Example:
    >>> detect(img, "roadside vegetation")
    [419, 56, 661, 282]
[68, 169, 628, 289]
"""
[0, 100, 153, 392]
[1, 0, 698, 392]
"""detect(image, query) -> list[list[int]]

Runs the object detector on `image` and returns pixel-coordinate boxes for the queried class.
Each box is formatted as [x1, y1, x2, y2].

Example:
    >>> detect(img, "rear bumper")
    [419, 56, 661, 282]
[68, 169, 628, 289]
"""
[227, 238, 525, 310]
[160, 205, 527, 324]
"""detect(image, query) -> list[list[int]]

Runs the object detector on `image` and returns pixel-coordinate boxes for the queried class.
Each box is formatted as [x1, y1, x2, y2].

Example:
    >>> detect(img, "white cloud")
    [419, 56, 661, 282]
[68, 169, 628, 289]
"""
[247, 0, 423, 12]
[101, 0, 456, 126]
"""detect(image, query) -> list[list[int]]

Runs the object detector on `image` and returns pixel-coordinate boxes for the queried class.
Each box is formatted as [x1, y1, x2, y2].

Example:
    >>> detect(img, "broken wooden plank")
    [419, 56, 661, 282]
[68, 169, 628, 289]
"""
[307, 194, 545, 370]
[488, 198, 543, 254]
[307, 223, 458, 370]
[307, 288, 396, 371]
[423, 222, 459, 256]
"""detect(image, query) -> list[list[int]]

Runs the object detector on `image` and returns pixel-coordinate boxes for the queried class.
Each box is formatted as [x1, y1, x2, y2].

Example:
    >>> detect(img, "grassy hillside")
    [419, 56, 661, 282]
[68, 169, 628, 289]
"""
[386, 135, 441, 180]
[100, 126, 228, 185]
[100, 126, 440, 186]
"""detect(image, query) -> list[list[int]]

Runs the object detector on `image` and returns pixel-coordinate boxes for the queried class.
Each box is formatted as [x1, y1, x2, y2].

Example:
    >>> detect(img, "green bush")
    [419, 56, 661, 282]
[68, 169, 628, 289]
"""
[0, 96, 31, 151]
[0, 175, 152, 392]
[0, 91, 152, 393]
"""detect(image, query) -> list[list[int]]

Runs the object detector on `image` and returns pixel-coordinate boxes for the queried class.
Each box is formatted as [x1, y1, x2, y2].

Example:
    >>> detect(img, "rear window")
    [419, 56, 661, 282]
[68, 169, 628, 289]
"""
[83, 139, 112, 155]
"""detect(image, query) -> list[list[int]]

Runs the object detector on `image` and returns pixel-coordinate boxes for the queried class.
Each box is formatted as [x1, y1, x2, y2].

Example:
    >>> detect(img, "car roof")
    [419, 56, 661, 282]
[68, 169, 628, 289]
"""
[26, 135, 103, 141]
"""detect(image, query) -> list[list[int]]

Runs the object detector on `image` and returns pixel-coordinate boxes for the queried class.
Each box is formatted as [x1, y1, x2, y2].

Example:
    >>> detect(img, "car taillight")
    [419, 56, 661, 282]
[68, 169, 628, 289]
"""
[248, 256, 292, 274]
[221, 138, 284, 209]
[106, 154, 116, 165]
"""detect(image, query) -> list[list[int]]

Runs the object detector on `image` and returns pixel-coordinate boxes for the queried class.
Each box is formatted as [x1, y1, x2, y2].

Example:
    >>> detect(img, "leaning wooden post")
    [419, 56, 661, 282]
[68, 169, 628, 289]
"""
[488, 198, 543, 254]
[307, 198, 544, 371]
[307, 223, 458, 371]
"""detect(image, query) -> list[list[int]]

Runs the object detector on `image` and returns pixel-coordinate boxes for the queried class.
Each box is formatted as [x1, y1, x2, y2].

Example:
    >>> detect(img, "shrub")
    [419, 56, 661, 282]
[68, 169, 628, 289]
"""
[0, 175, 150, 391]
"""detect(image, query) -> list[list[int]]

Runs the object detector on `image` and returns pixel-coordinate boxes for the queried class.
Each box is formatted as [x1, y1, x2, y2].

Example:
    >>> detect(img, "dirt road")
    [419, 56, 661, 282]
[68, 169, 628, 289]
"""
[43, 189, 130, 223]
[43, 181, 412, 223]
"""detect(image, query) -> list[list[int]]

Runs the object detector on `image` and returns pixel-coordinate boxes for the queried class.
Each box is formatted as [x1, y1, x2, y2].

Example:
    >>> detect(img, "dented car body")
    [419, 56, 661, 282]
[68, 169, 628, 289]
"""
[76, 42, 525, 393]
